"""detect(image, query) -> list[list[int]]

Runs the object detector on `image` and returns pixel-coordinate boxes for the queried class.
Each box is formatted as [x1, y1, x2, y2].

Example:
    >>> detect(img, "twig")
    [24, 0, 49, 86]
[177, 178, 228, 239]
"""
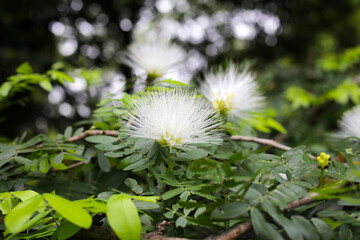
[204, 221, 252, 240]
[35, 130, 119, 149]
[229, 135, 291, 151]
[36, 130, 303, 154]
[68, 130, 118, 142]
[51, 161, 84, 172]
[285, 192, 319, 212]
[229, 135, 317, 160]
[203, 192, 319, 240]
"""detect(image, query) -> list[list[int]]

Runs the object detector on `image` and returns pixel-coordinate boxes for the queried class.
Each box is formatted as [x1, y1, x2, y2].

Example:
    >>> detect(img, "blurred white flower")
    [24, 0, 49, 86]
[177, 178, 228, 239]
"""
[338, 106, 360, 138]
[123, 41, 190, 85]
[124, 89, 222, 148]
[200, 63, 264, 120]
[101, 72, 126, 100]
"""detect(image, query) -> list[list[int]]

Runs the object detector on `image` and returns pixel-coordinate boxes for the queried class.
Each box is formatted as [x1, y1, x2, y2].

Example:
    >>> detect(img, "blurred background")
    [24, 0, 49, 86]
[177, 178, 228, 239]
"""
[1, 0, 360, 151]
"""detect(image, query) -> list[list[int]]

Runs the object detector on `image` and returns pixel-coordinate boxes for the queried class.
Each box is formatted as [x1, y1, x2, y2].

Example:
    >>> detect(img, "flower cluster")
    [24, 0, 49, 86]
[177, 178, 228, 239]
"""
[317, 152, 330, 169]
[200, 63, 264, 120]
[123, 40, 189, 85]
[124, 90, 222, 148]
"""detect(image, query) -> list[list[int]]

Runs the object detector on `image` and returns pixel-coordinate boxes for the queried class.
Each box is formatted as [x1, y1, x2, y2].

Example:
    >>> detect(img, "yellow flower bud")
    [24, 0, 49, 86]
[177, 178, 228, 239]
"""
[317, 152, 330, 169]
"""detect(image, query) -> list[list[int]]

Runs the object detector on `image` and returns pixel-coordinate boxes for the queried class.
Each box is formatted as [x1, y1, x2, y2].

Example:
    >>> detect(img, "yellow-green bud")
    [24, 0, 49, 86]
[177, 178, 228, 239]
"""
[317, 152, 330, 169]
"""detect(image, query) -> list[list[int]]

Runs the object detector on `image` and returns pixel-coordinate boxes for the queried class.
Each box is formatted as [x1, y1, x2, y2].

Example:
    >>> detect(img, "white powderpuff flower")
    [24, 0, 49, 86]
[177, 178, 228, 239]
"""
[338, 106, 360, 138]
[200, 63, 265, 120]
[124, 90, 222, 148]
[123, 41, 190, 84]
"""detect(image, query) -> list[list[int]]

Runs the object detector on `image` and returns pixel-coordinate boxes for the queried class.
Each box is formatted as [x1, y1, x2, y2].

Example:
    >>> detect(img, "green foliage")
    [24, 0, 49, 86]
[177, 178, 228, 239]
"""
[286, 79, 360, 110]
[2, 31, 360, 239]
[317, 45, 360, 72]
[42, 193, 92, 229]
[0, 62, 74, 112]
[0, 190, 158, 239]
[2, 82, 360, 239]
[107, 194, 141, 240]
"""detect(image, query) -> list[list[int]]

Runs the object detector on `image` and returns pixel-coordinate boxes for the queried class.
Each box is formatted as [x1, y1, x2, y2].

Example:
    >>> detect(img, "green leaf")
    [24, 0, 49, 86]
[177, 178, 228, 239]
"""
[121, 178, 138, 192]
[51, 220, 81, 240]
[74, 199, 106, 213]
[39, 79, 53, 92]
[98, 151, 111, 172]
[0, 82, 12, 97]
[11, 190, 39, 202]
[10, 211, 49, 237]
[0, 197, 11, 214]
[73, 127, 84, 137]
[95, 143, 126, 151]
[105, 148, 135, 158]
[83, 147, 95, 164]
[176, 148, 209, 160]
[159, 170, 180, 187]
[47, 70, 74, 84]
[134, 201, 160, 210]
[211, 202, 249, 219]
[14, 156, 35, 166]
[291, 215, 319, 240]
[50, 158, 67, 170]
[5, 195, 45, 234]
[85, 135, 118, 143]
[266, 118, 287, 134]
[0, 145, 17, 159]
[54, 152, 65, 165]
[123, 158, 148, 171]
[282, 147, 304, 167]
[339, 224, 352, 240]
[134, 138, 155, 153]
[156, 79, 189, 87]
[16, 62, 33, 74]
[64, 126, 73, 138]
[43, 193, 92, 229]
[176, 216, 188, 228]
[162, 188, 185, 200]
[39, 158, 49, 173]
[106, 194, 141, 240]
[311, 218, 335, 240]
[129, 195, 159, 203]
[189, 158, 218, 172]
[124, 178, 143, 194]
[194, 207, 206, 219]
[261, 199, 302, 239]
[251, 208, 285, 240]
[285, 86, 314, 109]
[21, 134, 50, 149]
[117, 154, 142, 169]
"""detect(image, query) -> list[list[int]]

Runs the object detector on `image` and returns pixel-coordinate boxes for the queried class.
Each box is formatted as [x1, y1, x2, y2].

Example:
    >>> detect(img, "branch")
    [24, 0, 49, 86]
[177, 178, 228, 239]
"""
[49, 130, 305, 157]
[229, 135, 317, 160]
[229, 135, 291, 151]
[204, 221, 252, 240]
[51, 161, 84, 172]
[203, 192, 319, 240]
[35, 130, 119, 149]
[285, 192, 319, 212]
[68, 130, 119, 142]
